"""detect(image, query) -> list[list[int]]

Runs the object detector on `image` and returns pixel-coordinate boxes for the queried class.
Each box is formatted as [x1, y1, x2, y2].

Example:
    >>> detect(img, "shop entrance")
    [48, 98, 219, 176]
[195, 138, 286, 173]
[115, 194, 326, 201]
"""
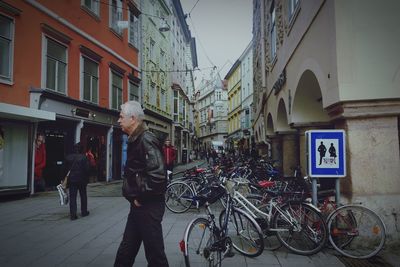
[39, 119, 75, 189]
[81, 124, 107, 182]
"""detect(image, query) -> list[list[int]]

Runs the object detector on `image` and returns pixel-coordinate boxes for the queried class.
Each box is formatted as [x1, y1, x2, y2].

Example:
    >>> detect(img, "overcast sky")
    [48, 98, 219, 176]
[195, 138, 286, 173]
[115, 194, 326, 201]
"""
[180, 0, 253, 87]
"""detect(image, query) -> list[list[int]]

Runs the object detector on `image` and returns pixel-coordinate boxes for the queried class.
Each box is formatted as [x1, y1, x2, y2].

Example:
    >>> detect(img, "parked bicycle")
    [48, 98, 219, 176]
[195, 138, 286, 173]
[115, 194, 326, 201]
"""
[180, 179, 264, 266]
[220, 178, 327, 255]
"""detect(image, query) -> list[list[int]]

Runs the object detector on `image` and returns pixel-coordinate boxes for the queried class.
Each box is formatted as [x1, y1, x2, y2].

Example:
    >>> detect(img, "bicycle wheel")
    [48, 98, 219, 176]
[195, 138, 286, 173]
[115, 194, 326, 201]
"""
[220, 207, 264, 257]
[256, 203, 282, 251]
[184, 217, 222, 267]
[273, 202, 327, 255]
[327, 205, 386, 259]
[165, 182, 194, 213]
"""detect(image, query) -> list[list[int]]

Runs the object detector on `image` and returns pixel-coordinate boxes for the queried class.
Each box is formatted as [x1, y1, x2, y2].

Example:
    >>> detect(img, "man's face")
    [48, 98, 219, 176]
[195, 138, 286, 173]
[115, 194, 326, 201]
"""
[118, 112, 135, 134]
[165, 140, 171, 146]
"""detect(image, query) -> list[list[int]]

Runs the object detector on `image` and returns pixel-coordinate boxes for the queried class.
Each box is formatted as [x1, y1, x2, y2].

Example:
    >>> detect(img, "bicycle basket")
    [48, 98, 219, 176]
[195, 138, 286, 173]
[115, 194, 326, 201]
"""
[199, 185, 225, 205]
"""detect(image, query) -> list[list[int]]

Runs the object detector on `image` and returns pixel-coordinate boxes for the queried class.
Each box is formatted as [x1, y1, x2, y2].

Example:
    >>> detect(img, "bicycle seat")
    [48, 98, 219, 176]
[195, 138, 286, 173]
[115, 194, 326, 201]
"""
[195, 168, 205, 173]
[258, 180, 275, 188]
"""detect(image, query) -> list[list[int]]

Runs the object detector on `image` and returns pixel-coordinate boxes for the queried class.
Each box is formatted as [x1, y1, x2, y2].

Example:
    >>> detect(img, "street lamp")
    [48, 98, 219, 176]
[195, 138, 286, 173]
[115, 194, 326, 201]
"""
[159, 18, 170, 32]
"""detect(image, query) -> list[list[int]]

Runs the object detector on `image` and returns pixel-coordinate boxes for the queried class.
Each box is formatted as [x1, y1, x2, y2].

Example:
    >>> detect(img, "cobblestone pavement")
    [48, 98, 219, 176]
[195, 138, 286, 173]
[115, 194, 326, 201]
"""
[0, 160, 398, 267]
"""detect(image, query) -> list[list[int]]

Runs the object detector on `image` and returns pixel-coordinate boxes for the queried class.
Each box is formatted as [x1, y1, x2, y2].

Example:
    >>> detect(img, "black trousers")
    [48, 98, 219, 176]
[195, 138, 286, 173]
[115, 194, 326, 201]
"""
[114, 201, 169, 267]
[69, 183, 88, 216]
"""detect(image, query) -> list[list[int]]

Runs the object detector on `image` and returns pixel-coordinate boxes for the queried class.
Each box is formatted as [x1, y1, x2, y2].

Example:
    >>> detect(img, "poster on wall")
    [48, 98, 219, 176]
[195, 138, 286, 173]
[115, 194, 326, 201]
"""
[306, 130, 346, 177]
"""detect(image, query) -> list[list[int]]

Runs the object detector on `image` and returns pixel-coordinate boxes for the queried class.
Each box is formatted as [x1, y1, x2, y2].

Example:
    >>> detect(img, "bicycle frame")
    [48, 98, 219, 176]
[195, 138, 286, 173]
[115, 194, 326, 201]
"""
[232, 188, 309, 232]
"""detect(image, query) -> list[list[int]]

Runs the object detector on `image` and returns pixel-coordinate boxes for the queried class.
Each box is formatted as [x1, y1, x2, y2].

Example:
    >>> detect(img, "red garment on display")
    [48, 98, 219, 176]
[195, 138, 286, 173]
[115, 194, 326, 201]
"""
[34, 143, 46, 180]
[163, 145, 176, 165]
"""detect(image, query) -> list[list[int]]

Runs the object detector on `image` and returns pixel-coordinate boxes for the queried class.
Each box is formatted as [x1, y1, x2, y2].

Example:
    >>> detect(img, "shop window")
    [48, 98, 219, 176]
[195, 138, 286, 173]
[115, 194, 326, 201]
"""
[82, 56, 99, 103]
[0, 14, 13, 83]
[111, 71, 123, 110]
[45, 37, 67, 94]
[0, 123, 29, 189]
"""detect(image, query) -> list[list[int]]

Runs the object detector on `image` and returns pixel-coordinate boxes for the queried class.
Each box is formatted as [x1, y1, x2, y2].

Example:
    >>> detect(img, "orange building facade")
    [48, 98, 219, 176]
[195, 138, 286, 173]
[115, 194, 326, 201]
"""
[0, 0, 140, 194]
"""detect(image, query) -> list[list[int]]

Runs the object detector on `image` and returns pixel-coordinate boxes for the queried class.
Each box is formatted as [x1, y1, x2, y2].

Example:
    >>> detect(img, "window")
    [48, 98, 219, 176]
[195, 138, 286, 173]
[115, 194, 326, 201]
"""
[111, 71, 123, 110]
[45, 37, 67, 93]
[82, 57, 98, 103]
[173, 90, 178, 121]
[128, 80, 139, 101]
[0, 14, 13, 82]
[270, 3, 276, 59]
[110, 0, 123, 34]
[82, 0, 99, 16]
[149, 39, 155, 62]
[128, 9, 139, 47]
[160, 89, 166, 111]
[149, 82, 156, 105]
[288, 0, 299, 20]
[160, 49, 165, 70]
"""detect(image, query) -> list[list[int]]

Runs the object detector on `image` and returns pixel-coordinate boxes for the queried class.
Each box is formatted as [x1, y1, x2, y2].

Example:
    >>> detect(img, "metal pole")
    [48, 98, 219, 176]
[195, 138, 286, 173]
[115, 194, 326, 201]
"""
[312, 177, 318, 206]
[335, 178, 341, 204]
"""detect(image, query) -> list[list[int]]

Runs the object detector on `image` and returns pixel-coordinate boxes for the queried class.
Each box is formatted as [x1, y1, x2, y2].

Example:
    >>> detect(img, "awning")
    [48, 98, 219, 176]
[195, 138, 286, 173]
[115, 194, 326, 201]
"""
[0, 103, 56, 122]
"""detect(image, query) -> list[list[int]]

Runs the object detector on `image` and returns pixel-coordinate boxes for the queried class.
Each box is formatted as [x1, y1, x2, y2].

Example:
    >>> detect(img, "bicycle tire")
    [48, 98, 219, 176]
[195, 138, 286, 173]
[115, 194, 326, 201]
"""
[273, 201, 327, 255]
[327, 205, 386, 259]
[220, 207, 264, 257]
[165, 181, 194, 213]
[256, 203, 282, 251]
[184, 217, 222, 267]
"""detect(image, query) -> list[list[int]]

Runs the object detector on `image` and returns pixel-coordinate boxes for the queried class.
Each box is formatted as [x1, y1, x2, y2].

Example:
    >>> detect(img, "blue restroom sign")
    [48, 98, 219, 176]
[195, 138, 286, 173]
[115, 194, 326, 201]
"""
[306, 130, 346, 177]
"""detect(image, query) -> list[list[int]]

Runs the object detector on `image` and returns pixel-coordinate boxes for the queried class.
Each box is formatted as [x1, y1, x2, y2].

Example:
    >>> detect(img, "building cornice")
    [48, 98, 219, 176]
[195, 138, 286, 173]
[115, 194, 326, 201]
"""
[326, 99, 400, 120]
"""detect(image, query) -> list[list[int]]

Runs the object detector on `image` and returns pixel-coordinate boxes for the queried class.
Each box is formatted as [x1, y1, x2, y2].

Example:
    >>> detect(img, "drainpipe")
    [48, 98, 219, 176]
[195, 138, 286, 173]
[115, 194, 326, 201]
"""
[106, 126, 114, 182]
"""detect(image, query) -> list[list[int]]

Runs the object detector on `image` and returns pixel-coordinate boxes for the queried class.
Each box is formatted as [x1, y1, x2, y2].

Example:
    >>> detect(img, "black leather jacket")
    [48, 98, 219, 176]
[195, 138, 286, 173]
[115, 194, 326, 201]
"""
[122, 124, 167, 203]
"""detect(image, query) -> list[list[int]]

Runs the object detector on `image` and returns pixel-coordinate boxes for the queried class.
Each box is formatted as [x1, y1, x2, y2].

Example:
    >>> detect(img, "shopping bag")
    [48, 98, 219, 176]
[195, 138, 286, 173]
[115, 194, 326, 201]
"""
[57, 184, 69, 205]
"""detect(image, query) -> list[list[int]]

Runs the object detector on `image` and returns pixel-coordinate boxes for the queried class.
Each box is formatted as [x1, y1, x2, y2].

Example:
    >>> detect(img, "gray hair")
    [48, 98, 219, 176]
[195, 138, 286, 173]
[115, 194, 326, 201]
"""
[120, 101, 145, 121]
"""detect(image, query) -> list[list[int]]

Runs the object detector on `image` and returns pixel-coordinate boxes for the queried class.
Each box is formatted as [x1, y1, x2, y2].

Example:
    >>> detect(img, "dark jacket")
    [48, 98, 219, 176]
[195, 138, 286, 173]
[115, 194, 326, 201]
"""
[65, 153, 90, 185]
[122, 123, 167, 203]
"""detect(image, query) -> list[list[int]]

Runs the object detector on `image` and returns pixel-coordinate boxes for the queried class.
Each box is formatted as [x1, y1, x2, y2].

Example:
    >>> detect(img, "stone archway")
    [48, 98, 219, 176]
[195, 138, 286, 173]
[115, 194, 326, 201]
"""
[266, 113, 274, 135]
[292, 69, 332, 187]
[277, 99, 291, 132]
[292, 70, 330, 124]
[276, 98, 298, 175]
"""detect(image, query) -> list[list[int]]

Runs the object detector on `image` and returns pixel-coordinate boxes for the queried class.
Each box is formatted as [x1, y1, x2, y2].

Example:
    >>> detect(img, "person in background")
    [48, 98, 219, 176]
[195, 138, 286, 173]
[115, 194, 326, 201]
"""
[65, 142, 90, 220]
[34, 133, 46, 192]
[163, 139, 176, 180]
[114, 100, 168, 267]
[86, 147, 97, 183]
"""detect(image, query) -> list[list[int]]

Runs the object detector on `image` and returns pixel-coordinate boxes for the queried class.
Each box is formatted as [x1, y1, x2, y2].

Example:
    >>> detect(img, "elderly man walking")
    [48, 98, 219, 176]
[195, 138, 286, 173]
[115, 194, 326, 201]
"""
[114, 101, 169, 267]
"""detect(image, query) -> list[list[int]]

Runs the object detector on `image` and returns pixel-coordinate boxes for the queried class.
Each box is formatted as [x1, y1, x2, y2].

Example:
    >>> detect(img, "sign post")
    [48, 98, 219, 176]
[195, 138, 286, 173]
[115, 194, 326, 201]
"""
[306, 130, 346, 205]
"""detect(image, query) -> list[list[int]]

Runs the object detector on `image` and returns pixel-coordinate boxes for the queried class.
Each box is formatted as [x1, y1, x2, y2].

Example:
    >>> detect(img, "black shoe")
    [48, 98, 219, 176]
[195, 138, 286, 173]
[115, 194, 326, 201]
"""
[81, 211, 90, 217]
[70, 214, 78, 220]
